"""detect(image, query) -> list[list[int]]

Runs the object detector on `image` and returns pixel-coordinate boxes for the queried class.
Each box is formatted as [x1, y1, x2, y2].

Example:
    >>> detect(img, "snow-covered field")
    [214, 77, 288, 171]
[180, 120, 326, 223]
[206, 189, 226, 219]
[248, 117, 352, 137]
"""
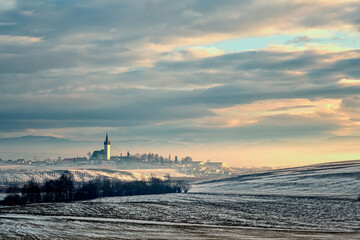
[192, 160, 360, 200]
[0, 165, 190, 185]
[0, 160, 359, 239]
[1, 213, 358, 240]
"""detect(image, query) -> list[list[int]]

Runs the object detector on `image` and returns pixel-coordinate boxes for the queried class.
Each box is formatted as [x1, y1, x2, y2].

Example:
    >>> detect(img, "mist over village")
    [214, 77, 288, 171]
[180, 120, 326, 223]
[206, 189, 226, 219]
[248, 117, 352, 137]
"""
[0, 0, 359, 239]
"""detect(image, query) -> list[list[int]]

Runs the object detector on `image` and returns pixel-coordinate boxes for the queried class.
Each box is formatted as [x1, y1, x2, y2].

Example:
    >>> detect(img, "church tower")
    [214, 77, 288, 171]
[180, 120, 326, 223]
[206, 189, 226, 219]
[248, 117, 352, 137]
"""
[104, 133, 111, 160]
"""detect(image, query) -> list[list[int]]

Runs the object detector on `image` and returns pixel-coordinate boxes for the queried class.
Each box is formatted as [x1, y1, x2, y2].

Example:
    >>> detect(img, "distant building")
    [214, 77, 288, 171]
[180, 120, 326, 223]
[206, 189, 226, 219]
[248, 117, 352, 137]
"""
[205, 161, 229, 168]
[16, 159, 25, 164]
[91, 133, 111, 160]
[104, 133, 111, 160]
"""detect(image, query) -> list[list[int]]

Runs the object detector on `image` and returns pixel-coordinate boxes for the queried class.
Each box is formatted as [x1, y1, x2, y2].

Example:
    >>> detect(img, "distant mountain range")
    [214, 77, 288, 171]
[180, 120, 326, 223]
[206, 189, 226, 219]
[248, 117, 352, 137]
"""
[0, 135, 72, 144]
[0, 135, 154, 149]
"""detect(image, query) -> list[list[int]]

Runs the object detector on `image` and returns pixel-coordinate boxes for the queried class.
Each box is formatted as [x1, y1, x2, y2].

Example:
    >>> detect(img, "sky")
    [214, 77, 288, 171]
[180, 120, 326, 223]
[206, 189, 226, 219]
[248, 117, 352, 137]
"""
[1, 0, 360, 167]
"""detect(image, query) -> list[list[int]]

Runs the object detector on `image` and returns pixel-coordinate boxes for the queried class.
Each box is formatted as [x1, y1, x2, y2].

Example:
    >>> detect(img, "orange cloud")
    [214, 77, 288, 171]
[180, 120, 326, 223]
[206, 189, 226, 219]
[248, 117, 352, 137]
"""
[338, 79, 360, 85]
[198, 98, 342, 128]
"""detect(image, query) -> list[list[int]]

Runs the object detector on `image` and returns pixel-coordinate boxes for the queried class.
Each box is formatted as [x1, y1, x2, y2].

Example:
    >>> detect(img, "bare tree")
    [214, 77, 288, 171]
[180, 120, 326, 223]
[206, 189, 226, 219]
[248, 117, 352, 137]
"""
[22, 179, 41, 204]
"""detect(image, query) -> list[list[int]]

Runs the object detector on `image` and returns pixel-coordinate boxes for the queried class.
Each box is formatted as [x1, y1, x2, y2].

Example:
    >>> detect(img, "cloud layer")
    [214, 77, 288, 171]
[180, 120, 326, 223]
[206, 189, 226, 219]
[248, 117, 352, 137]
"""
[1, 0, 360, 166]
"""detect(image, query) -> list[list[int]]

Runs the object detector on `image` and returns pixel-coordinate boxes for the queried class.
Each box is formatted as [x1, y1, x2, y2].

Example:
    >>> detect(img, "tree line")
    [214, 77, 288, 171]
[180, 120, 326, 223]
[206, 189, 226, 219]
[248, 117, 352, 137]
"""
[1, 171, 190, 206]
[117, 153, 193, 165]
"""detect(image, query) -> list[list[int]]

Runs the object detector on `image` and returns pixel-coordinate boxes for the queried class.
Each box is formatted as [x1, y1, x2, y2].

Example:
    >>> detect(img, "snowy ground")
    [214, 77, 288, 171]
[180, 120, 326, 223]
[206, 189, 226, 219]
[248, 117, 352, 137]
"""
[0, 160, 359, 239]
[1, 214, 358, 240]
[0, 165, 191, 185]
[192, 160, 360, 200]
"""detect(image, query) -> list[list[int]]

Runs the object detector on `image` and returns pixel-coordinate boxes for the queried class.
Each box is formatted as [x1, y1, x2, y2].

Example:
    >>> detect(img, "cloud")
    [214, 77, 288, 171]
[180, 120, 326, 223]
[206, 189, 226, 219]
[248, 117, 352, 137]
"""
[0, 0, 360, 166]
[286, 36, 313, 45]
[200, 98, 342, 128]
[162, 47, 226, 61]
[0, 22, 16, 26]
[0, 35, 42, 44]
[0, 1, 358, 78]
[338, 78, 360, 85]
[341, 96, 360, 110]
[266, 43, 354, 53]
[0, 0, 16, 11]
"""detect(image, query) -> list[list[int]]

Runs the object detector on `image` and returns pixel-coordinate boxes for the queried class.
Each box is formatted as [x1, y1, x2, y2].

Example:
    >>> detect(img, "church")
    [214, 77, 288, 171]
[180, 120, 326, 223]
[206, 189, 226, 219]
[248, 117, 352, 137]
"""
[90, 133, 111, 160]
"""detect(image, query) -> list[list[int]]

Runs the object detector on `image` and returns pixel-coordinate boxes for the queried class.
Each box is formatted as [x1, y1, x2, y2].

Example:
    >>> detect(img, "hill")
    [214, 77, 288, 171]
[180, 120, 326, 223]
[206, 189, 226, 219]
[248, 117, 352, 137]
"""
[191, 160, 360, 200]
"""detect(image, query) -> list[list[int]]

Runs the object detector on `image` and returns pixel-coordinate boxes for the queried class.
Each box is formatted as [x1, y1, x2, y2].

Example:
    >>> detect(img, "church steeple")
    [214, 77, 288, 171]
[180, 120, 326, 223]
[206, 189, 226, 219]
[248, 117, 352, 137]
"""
[104, 133, 111, 160]
[104, 133, 110, 145]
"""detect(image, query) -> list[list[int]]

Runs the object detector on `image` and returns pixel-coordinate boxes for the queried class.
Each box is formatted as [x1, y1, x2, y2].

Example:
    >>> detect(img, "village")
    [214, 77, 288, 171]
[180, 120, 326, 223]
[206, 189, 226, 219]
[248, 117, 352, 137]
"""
[0, 133, 246, 178]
